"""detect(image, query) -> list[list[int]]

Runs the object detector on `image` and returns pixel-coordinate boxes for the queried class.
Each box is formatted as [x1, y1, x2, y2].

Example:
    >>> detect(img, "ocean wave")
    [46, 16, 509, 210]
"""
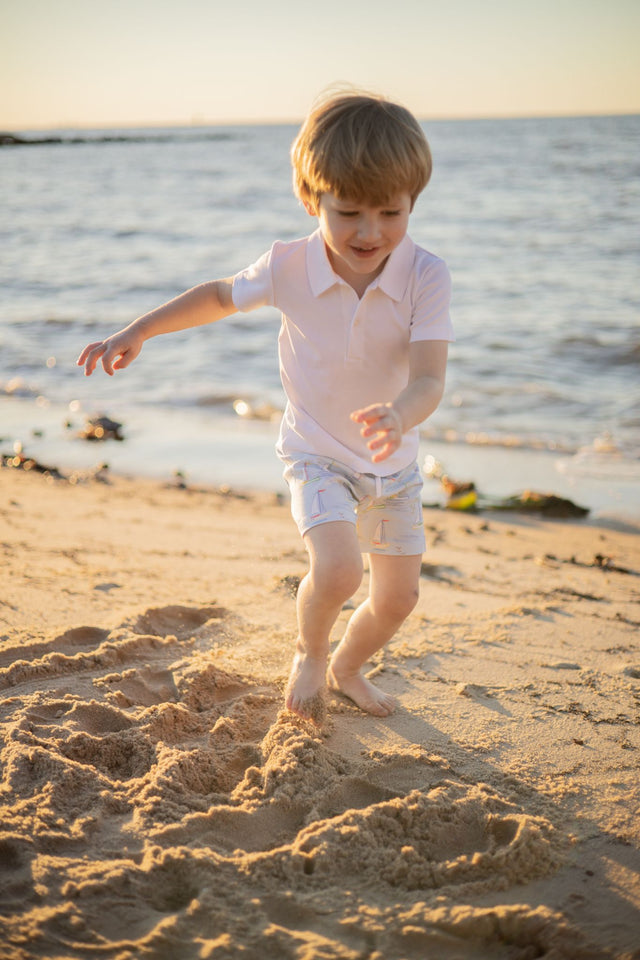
[555, 335, 640, 366]
[557, 449, 640, 481]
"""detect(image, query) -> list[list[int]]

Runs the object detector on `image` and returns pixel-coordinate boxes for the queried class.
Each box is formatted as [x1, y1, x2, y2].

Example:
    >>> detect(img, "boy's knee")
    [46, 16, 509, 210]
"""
[311, 555, 362, 603]
[375, 584, 419, 624]
[304, 521, 363, 602]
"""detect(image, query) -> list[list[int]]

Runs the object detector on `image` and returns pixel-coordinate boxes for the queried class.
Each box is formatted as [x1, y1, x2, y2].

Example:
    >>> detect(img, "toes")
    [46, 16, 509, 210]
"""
[371, 700, 390, 715]
[286, 692, 326, 725]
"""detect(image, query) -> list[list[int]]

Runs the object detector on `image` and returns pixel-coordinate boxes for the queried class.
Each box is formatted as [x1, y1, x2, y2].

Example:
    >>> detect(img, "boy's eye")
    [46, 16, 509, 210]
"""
[337, 210, 359, 218]
[383, 210, 401, 217]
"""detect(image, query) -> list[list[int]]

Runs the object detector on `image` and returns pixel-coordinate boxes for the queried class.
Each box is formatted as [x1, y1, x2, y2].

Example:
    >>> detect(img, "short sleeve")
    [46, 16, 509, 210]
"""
[409, 257, 454, 342]
[231, 246, 275, 312]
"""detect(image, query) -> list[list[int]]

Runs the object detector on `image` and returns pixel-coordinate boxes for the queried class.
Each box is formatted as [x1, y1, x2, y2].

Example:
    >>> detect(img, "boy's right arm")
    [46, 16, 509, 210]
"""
[77, 278, 237, 376]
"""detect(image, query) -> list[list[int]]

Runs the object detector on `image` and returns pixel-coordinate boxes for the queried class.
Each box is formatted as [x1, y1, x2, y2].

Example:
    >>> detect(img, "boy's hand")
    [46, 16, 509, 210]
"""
[351, 403, 404, 463]
[77, 329, 143, 376]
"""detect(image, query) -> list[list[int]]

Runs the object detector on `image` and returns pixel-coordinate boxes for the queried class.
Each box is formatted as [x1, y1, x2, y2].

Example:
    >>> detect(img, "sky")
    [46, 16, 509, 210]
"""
[2, 0, 639, 129]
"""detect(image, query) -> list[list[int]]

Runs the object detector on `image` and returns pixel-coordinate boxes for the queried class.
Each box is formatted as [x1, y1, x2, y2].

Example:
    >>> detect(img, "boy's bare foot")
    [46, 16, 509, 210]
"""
[284, 651, 327, 725]
[327, 661, 396, 717]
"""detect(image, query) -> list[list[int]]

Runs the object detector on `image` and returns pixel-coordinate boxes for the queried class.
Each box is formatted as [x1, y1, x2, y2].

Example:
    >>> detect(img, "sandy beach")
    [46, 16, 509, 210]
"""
[1, 465, 639, 959]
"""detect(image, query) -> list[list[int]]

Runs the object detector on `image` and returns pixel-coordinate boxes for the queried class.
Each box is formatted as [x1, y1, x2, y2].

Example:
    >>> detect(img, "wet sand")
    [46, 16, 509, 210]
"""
[1, 467, 639, 959]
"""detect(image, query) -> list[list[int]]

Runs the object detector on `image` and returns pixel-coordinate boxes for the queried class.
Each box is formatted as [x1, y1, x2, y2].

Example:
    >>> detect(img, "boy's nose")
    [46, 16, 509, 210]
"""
[357, 215, 381, 242]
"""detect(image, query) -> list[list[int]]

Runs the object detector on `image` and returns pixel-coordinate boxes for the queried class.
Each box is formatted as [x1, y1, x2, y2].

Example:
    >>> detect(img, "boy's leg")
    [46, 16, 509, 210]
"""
[328, 552, 422, 716]
[285, 520, 363, 721]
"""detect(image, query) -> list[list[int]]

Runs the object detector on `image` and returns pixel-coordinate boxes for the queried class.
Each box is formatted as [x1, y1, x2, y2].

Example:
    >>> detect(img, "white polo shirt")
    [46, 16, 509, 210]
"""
[232, 229, 453, 476]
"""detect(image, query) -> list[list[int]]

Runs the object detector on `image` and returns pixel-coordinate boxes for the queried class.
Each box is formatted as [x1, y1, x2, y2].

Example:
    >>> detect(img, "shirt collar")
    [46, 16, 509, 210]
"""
[306, 229, 415, 301]
[374, 234, 415, 301]
[306, 229, 338, 296]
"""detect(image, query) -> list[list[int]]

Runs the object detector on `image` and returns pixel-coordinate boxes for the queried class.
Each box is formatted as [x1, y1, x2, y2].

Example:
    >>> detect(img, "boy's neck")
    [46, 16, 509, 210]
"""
[324, 241, 389, 298]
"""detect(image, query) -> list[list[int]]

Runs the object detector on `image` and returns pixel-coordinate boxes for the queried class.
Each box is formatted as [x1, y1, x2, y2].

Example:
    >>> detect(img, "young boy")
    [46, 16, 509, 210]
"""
[77, 91, 453, 724]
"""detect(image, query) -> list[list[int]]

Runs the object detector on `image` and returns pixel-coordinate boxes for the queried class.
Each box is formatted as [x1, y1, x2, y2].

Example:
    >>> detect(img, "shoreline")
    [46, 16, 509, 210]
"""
[3, 394, 640, 531]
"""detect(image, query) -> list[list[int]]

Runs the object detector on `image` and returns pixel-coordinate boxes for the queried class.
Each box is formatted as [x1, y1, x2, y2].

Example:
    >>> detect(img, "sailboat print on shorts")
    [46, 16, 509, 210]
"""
[310, 486, 328, 521]
[372, 517, 390, 550]
[299, 464, 327, 521]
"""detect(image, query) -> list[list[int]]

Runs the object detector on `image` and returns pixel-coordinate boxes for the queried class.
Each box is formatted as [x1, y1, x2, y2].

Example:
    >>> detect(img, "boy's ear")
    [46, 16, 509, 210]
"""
[302, 197, 318, 217]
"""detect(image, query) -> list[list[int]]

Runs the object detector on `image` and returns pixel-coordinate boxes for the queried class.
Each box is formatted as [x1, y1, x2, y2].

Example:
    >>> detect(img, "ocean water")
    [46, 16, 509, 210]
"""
[1, 116, 639, 520]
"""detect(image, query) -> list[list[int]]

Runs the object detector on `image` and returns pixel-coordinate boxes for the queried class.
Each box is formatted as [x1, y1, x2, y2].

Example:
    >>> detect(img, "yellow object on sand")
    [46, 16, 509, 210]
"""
[446, 488, 478, 511]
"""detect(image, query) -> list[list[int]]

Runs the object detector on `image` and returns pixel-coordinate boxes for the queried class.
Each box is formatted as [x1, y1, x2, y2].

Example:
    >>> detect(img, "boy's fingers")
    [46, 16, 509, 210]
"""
[77, 342, 110, 376]
[101, 349, 118, 375]
[362, 416, 401, 440]
[371, 444, 393, 463]
[369, 434, 400, 454]
[88, 350, 107, 376]
[357, 412, 387, 433]
[78, 338, 138, 377]
[353, 405, 401, 426]
[76, 341, 103, 367]
[101, 342, 125, 375]
[115, 348, 140, 372]
[351, 403, 385, 423]
[83, 351, 102, 376]
[352, 404, 402, 465]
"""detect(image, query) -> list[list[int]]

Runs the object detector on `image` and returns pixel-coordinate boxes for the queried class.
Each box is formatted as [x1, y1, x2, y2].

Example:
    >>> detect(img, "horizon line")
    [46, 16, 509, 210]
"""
[2, 107, 639, 134]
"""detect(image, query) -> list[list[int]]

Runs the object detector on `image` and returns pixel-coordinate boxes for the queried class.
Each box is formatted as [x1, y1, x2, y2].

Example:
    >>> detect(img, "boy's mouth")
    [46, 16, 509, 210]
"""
[351, 245, 380, 256]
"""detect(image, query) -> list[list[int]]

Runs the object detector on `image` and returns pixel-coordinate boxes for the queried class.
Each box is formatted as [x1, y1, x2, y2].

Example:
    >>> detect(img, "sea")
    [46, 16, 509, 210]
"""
[1, 115, 639, 524]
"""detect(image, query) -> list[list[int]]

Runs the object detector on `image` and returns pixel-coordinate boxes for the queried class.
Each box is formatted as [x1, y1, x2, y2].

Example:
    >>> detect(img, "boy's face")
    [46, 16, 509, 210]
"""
[307, 191, 412, 293]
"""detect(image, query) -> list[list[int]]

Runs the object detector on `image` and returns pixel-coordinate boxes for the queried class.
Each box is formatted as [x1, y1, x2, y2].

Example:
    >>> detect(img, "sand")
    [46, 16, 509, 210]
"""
[0, 466, 639, 960]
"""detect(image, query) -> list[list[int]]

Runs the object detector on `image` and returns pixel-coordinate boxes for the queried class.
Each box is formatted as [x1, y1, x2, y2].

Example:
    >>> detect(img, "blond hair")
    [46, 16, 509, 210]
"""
[291, 90, 432, 212]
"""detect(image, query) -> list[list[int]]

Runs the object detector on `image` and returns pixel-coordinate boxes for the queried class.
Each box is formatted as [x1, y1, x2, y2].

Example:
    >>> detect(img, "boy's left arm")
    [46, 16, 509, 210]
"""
[352, 340, 448, 464]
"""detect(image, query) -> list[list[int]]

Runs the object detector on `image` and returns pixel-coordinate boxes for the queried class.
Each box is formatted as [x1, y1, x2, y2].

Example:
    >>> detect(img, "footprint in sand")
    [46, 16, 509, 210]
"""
[177, 663, 266, 713]
[280, 781, 558, 890]
[59, 700, 133, 735]
[25, 698, 132, 735]
[55, 626, 111, 650]
[60, 728, 156, 781]
[0, 835, 36, 908]
[0, 835, 33, 873]
[0, 626, 110, 670]
[23, 698, 75, 723]
[98, 665, 179, 708]
[131, 604, 227, 639]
